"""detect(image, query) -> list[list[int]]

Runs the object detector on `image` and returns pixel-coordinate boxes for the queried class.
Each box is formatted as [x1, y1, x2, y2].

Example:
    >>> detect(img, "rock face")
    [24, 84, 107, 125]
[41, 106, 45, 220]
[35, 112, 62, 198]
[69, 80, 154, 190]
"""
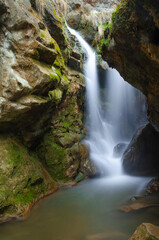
[122, 124, 159, 176]
[0, 135, 56, 222]
[36, 70, 97, 181]
[0, 0, 94, 220]
[129, 223, 159, 240]
[0, 0, 68, 146]
[102, 0, 159, 132]
[66, 0, 120, 45]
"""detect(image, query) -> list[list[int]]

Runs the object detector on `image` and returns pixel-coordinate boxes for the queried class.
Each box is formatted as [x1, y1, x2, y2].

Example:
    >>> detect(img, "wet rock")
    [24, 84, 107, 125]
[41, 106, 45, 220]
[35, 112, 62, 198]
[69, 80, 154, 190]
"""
[113, 143, 127, 158]
[120, 195, 159, 213]
[147, 178, 159, 195]
[129, 223, 159, 240]
[122, 124, 159, 176]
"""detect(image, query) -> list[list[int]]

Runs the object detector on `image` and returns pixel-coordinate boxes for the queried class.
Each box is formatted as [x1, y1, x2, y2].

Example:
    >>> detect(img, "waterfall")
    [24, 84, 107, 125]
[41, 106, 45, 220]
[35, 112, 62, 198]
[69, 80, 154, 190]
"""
[67, 24, 147, 176]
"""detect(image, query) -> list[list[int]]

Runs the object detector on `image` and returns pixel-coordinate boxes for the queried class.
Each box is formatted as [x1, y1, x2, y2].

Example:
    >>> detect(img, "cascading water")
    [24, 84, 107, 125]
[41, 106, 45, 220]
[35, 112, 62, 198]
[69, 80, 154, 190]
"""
[67, 24, 147, 176]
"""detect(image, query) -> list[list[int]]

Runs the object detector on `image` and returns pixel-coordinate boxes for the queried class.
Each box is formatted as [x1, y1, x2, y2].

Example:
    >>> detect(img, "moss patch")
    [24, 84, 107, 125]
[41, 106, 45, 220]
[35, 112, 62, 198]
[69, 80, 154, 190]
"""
[0, 136, 55, 217]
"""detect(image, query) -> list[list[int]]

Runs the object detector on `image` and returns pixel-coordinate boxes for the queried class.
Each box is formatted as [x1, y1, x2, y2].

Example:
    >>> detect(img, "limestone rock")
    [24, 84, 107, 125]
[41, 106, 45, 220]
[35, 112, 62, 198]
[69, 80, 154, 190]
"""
[129, 223, 159, 240]
[0, 0, 68, 146]
[66, 0, 120, 45]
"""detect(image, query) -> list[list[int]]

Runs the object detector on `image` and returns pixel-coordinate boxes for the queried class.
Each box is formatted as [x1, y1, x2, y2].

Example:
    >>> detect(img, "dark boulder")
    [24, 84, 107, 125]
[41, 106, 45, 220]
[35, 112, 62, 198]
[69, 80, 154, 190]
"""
[122, 124, 159, 176]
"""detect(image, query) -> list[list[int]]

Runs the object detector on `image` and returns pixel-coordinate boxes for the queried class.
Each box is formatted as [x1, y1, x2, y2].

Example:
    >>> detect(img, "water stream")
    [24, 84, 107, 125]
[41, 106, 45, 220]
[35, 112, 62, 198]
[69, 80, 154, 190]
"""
[1, 26, 158, 240]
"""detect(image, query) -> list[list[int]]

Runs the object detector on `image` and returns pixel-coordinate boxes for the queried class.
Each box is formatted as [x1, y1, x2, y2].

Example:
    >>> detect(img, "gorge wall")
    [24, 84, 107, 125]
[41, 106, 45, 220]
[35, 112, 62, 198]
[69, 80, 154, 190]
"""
[0, 0, 96, 221]
[0, 0, 159, 222]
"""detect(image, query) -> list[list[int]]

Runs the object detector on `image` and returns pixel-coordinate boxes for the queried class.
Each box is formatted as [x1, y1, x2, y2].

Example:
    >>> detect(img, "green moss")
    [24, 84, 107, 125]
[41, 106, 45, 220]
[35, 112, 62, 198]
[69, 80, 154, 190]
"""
[49, 73, 60, 82]
[62, 122, 70, 128]
[40, 32, 45, 39]
[98, 38, 111, 54]
[37, 134, 70, 182]
[0, 136, 53, 216]
[111, 0, 135, 34]
[63, 75, 69, 83]
[55, 68, 62, 78]
[53, 55, 65, 70]
[33, 49, 40, 59]
[48, 88, 63, 104]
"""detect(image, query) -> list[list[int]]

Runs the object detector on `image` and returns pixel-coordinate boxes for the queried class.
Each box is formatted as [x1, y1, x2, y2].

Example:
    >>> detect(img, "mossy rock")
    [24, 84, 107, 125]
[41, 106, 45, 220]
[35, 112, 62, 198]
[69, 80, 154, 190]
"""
[48, 88, 63, 104]
[129, 223, 159, 240]
[36, 133, 70, 182]
[0, 136, 56, 220]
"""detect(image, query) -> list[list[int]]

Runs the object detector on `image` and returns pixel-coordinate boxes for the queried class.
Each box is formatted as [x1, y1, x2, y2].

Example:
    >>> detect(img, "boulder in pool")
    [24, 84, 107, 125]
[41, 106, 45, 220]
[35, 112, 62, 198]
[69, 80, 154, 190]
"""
[129, 223, 159, 240]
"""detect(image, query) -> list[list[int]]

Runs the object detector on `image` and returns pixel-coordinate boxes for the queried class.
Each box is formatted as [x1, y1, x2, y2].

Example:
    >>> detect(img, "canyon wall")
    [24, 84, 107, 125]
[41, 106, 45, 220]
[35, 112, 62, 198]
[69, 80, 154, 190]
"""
[0, 0, 95, 221]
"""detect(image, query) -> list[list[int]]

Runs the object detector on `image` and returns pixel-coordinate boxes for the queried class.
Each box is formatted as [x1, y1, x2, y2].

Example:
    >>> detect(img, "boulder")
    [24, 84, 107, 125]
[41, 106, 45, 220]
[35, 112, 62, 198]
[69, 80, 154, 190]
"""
[129, 223, 159, 240]
[147, 177, 159, 195]
[113, 143, 127, 158]
[122, 124, 159, 176]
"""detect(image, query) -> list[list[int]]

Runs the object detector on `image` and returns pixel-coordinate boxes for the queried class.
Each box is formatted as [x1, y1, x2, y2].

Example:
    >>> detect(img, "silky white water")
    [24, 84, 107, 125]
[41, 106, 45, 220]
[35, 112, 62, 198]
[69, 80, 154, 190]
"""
[67, 24, 147, 176]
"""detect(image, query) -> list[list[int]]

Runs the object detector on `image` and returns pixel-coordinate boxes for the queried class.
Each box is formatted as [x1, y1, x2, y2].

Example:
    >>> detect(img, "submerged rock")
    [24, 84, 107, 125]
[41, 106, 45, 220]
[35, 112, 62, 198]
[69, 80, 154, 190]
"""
[86, 231, 127, 240]
[113, 143, 127, 158]
[120, 196, 159, 213]
[122, 124, 159, 176]
[129, 223, 159, 240]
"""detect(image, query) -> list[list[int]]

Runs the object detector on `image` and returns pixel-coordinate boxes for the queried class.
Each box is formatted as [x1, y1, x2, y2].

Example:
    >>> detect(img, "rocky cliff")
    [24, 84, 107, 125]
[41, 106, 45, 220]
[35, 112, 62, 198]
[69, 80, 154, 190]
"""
[0, 0, 95, 221]
[66, 0, 120, 45]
